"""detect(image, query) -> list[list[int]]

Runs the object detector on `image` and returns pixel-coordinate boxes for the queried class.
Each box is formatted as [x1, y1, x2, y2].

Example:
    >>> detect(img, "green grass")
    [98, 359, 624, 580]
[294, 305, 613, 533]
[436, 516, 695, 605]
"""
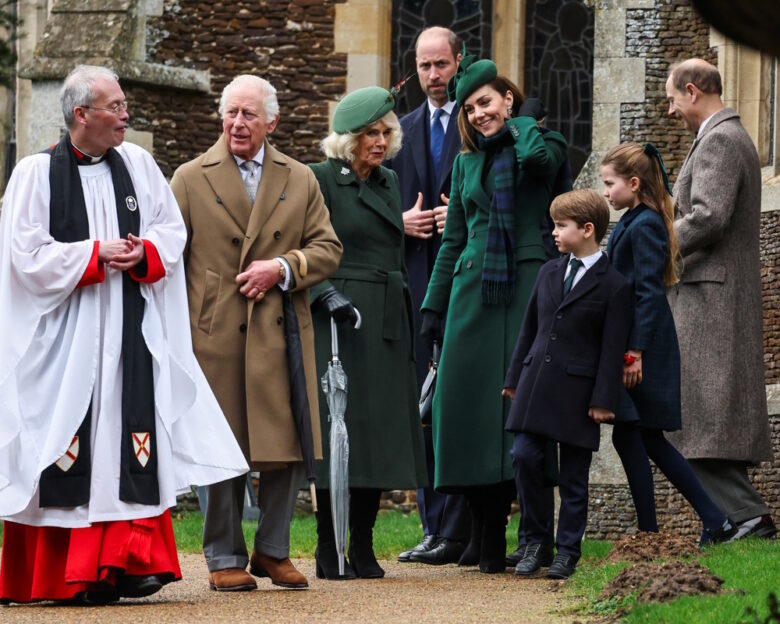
[565, 537, 780, 623]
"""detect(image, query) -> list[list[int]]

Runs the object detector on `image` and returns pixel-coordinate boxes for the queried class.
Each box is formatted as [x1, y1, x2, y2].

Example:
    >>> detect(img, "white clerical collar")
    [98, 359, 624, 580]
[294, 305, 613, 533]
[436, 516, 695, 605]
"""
[233, 144, 265, 168]
[571, 249, 603, 270]
[697, 112, 717, 139]
[427, 99, 457, 123]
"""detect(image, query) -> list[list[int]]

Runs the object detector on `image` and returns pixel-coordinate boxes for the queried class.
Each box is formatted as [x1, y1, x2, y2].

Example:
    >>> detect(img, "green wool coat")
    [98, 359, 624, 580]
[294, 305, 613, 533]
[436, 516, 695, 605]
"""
[309, 158, 428, 490]
[422, 117, 568, 492]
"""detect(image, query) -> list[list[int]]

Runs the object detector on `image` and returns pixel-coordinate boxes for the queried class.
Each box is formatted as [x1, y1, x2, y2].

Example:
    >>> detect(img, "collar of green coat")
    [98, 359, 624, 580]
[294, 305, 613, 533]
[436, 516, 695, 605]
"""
[328, 158, 391, 188]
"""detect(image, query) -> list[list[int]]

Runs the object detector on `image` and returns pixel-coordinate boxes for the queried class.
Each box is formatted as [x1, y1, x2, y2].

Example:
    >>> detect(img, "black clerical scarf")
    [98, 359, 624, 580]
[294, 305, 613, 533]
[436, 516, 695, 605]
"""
[38, 133, 159, 508]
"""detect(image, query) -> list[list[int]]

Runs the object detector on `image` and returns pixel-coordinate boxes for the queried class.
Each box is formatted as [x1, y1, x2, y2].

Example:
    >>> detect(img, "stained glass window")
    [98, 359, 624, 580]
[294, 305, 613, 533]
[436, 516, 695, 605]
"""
[391, 0, 493, 115]
[524, 0, 594, 178]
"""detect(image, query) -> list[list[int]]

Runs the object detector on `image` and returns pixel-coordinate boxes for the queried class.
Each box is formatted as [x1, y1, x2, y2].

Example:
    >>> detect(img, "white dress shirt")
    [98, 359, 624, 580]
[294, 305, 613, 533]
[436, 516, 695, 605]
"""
[564, 250, 604, 290]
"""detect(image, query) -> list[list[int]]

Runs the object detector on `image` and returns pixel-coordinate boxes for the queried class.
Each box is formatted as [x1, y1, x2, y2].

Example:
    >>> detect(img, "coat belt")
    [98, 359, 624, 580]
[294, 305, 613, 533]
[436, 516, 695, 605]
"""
[332, 262, 406, 341]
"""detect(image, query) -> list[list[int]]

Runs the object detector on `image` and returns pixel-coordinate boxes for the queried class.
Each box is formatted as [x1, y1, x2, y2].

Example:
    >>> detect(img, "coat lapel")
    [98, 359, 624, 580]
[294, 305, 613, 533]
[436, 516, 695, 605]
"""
[241, 141, 290, 267]
[436, 104, 460, 196]
[546, 256, 568, 310]
[560, 254, 607, 308]
[408, 103, 430, 197]
[330, 159, 402, 233]
[202, 137, 252, 231]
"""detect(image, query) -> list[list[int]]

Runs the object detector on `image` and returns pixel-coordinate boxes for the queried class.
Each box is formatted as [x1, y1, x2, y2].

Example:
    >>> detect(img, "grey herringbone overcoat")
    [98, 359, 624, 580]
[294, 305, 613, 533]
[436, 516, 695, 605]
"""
[666, 108, 771, 463]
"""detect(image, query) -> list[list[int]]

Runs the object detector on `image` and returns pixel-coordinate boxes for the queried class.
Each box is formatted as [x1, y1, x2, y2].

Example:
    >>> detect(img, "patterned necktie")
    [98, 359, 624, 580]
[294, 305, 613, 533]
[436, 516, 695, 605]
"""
[430, 108, 445, 176]
[241, 160, 260, 204]
[563, 257, 584, 295]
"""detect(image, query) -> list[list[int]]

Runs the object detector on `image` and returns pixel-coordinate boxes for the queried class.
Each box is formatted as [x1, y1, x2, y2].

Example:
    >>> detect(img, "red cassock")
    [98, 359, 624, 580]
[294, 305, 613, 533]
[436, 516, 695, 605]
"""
[0, 511, 181, 603]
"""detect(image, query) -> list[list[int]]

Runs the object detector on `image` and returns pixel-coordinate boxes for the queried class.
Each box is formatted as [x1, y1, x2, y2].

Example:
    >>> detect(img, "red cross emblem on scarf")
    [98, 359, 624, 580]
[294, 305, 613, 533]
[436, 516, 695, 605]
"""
[55, 435, 80, 472]
[132, 432, 151, 468]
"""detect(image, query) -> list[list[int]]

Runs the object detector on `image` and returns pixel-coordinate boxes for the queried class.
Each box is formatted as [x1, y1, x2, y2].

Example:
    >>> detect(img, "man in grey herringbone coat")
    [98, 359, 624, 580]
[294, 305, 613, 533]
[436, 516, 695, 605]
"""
[664, 58, 775, 539]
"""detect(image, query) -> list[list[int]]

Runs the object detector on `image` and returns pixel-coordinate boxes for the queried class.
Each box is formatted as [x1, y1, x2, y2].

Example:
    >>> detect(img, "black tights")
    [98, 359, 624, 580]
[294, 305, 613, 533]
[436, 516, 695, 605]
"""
[612, 423, 726, 532]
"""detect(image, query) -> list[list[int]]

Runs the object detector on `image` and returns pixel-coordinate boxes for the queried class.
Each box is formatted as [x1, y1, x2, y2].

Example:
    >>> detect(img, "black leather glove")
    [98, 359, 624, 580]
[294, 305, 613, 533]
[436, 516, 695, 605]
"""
[516, 97, 547, 121]
[314, 286, 358, 325]
[420, 310, 443, 349]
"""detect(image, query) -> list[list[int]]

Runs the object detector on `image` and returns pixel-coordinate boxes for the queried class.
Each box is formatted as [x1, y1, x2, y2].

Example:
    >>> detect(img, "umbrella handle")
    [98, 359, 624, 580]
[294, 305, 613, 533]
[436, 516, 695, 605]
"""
[330, 308, 361, 360]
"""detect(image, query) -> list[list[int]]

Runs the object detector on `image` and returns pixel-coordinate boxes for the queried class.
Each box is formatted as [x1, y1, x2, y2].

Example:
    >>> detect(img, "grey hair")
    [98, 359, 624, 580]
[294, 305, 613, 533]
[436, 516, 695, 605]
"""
[219, 75, 280, 121]
[60, 65, 119, 127]
[320, 111, 403, 162]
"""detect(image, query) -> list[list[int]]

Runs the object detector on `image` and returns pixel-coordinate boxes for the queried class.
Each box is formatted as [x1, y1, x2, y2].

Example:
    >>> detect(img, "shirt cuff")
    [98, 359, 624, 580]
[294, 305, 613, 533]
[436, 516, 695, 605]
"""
[76, 241, 105, 288]
[129, 239, 166, 284]
[276, 257, 292, 291]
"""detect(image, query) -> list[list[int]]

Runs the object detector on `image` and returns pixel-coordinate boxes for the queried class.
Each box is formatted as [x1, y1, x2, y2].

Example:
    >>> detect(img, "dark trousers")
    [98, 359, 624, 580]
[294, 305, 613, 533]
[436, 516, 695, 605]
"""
[418, 425, 470, 541]
[612, 424, 726, 532]
[513, 432, 592, 560]
[689, 458, 769, 524]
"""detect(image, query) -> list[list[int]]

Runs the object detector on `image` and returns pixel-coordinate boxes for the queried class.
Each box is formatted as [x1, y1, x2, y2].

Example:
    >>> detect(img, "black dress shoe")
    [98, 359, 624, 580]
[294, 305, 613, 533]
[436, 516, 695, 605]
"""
[505, 545, 527, 567]
[409, 538, 466, 565]
[398, 534, 438, 562]
[546, 553, 577, 580]
[514, 543, 554, 577]
[699, 518, 737, 547]
[116, 574, 164, 598]
[731, 514, 778, 541]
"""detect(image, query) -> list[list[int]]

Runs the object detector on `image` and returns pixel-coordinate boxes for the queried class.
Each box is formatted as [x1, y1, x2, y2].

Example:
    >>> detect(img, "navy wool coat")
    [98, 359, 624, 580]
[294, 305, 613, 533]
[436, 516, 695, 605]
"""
[386, 102, 461, 384]
[504, 254, 631, 450]
[607, 204, 681, 430]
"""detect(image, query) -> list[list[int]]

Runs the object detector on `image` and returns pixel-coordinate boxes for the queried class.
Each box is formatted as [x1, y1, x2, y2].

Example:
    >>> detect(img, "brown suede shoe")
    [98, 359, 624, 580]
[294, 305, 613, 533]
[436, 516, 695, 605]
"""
[208, 568, 257, 592]
[249, 551, 309, 589]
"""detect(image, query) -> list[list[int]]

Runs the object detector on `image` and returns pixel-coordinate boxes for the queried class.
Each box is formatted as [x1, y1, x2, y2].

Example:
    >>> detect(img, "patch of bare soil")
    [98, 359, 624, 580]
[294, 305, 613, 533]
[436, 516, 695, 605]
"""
[607, 530, 699, 563]
[600, 561, 725, 604]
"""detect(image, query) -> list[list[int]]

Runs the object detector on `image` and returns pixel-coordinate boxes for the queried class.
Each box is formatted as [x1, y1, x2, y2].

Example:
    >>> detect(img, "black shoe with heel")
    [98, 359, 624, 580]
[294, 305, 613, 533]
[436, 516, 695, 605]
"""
[315, 488, 357, 580]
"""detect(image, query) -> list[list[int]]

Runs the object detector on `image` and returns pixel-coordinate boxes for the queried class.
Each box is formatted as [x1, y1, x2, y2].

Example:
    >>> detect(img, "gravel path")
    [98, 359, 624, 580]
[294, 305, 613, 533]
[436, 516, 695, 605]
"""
[1, 554, 579, 623]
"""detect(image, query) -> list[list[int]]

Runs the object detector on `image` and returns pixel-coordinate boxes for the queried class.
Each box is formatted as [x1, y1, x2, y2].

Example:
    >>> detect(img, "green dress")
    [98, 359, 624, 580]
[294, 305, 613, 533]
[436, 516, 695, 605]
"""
[309, 158, 427, 490]
[422, 117, 568, 492]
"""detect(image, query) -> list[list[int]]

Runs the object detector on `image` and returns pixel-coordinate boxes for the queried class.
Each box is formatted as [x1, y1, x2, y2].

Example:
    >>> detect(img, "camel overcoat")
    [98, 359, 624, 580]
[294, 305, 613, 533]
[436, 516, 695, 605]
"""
[171, 137, 343, 470]
[666, 108, 771, 464]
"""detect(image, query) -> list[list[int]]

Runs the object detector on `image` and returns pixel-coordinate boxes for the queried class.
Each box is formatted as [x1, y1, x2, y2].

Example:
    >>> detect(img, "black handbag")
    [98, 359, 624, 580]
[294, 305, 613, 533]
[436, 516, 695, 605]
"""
[419, 341, 440, 425]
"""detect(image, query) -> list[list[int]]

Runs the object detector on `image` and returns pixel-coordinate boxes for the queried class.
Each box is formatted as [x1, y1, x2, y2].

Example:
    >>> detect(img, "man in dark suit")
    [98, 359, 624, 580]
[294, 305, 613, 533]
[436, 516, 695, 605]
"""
[387, 26, 471, 565]
[504, 189, 631, 579]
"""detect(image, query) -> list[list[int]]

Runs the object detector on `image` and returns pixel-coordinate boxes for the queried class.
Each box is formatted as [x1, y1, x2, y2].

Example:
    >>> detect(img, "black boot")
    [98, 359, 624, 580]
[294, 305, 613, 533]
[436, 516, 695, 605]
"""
[479, 499, 508, 574]
[348, 488, 385, 579]
[458, 503, 483, 566]
[315, 489, 356, 580]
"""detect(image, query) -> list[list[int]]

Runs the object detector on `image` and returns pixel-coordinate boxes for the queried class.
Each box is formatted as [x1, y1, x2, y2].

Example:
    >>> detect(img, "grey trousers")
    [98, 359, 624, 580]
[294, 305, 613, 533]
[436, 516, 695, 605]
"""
[203, 463, 304, 572]
[689, 458, 769, 524]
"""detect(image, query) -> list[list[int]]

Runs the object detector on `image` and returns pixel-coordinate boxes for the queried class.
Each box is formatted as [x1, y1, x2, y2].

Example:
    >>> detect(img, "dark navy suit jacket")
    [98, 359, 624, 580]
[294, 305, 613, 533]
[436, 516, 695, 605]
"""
[606, 204, 681, 430]
[387, 101, 461, 384]
[504, 254, 631, 450]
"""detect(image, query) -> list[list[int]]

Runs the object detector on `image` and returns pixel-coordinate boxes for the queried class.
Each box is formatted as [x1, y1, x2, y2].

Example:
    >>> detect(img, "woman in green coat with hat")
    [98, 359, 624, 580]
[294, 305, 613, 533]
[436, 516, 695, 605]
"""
[420, 56, 568, 573]
[309, 86, 427, 580]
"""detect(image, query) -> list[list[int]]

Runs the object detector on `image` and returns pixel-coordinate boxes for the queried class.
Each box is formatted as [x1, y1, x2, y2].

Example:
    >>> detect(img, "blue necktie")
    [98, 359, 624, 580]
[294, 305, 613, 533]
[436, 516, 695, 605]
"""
[430, 108, 445, 176]
[563, 258, 584, 295]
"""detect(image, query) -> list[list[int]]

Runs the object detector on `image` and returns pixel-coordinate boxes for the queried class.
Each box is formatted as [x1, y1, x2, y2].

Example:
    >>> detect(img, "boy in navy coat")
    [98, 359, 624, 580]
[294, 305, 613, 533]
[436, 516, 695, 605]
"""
[503, 189, 631, 579]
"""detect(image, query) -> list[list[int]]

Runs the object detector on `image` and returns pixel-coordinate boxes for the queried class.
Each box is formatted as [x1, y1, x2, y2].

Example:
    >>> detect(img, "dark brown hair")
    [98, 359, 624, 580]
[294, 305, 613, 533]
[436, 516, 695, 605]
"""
[549, 189, 610, 244]
[456, 76, 525, 153]
[601, 143, 680, 285]
[668, 59, 722, 96]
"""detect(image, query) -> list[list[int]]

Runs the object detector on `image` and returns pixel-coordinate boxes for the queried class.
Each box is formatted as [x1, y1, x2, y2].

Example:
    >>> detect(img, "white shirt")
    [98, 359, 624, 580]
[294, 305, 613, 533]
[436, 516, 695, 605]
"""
[697, 112, 717, 139]
[232, 144, 292, 290]
[564, 250, 603, 290]
[427, 99, 457, 135]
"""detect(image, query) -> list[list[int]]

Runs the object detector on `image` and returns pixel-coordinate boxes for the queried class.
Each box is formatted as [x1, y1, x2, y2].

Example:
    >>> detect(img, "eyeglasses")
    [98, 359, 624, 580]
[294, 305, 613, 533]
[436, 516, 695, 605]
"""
[80, 101, 128, 115]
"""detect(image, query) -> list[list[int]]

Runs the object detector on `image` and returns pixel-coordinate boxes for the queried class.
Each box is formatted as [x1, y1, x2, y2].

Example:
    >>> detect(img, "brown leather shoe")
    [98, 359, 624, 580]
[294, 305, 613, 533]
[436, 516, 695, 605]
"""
[249, 551, 309, 589]
[208, 568, 257, 592]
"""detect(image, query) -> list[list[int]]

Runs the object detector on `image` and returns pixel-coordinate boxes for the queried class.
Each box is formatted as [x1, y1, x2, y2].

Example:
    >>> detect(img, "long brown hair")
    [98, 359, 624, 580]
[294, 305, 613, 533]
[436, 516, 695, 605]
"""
[601, 143, 680, 285]
[457, 76, 524, 153]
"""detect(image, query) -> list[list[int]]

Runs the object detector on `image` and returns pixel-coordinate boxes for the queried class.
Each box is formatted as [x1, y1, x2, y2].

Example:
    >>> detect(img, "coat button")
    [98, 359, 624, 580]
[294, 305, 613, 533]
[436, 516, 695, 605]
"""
[239, 323, 247, 333]
[274, 231, 281, 240]
[277, 316, 283, 325]
[550, 333, 557, 341]
[466, 260, 473, 269]
[232, 237, 240, 246]
[469, 231, 476, 239]
[216, 196, 223, 204]
[544, 355, 552, 363]
[556, 312, 563, 319]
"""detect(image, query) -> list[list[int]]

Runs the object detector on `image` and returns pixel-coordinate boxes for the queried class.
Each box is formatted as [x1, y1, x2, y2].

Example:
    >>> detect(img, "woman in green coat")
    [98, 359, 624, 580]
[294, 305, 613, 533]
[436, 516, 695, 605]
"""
[420, 57, 568, 573]
[309, 87, 427, 580]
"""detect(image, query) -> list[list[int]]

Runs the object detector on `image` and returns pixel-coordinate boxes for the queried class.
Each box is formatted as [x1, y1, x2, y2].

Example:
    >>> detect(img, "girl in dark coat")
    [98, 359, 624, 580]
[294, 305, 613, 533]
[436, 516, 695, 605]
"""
[602, 142, 733, 545]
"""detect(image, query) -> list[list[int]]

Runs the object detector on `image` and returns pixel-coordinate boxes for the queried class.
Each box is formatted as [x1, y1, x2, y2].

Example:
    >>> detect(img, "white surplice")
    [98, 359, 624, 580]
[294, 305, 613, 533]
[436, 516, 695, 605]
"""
[0, 141, 248, 527]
